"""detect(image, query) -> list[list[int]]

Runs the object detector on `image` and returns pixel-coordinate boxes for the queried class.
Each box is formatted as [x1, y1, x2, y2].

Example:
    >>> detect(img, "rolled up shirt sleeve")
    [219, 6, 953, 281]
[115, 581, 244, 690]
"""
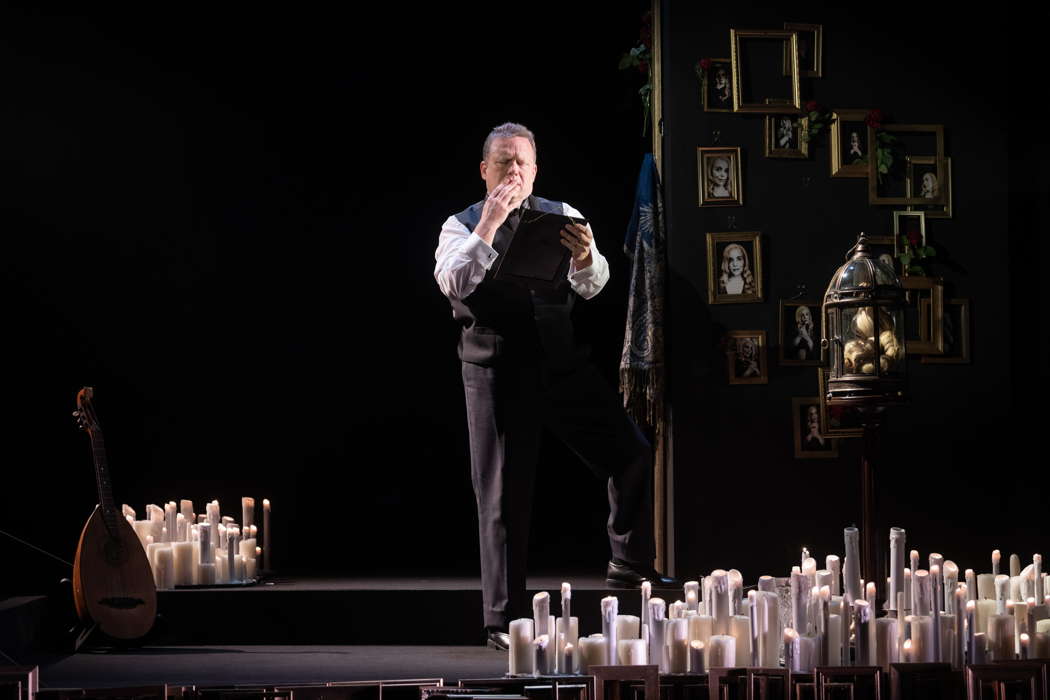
[563, 203, 609, 300]
[434, 215, 498, 300]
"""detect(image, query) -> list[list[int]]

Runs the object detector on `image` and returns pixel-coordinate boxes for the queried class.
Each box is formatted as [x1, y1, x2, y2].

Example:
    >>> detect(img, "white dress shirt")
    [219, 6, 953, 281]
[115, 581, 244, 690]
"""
[434, 201, 609, 304]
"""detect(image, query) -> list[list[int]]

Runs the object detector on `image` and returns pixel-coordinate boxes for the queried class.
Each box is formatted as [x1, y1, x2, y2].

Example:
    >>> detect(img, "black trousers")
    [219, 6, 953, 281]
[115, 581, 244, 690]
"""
[462, 360, 654, 629]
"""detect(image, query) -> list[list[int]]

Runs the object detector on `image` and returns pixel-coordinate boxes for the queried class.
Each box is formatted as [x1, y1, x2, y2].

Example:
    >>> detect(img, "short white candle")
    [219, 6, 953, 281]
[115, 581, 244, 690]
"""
[198, 561, 216, 585]
[648, 597, 667, 672]
[828, 613, 842, 667]
[730, 614, 751, 667]
[533, 635, 549, 678]
[665, 618, 688, 672]
[707, 634, 736, 668]
[987, 614, 1015, 661]
[615, 614, 640, 640]
[509, 618, 534, 676]
[578, 634, 605, 674]
[903, 639, 913, 663]
[563, 642, 574, 675]
[1010, 553, 1021, 578]
[180, 499, 194, 527]
[154, 544, 174, 590]
[689, 640, 705, 673]
[783, 628, 799, 671]
[684, 581, 700, 611]
[555, 616, 578, 674]
[909, 615, 935, 662]
[172, 540, 194, 586]
[973, 632, 987, 664]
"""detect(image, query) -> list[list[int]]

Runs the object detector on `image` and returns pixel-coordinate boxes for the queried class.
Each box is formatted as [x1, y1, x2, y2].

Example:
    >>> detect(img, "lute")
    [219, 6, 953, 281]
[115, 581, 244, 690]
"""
[72, 386, 157, 640]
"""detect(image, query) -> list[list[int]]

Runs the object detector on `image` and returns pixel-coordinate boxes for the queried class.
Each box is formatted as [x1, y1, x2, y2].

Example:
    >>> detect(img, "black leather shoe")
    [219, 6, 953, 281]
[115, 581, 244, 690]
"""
[486, 629, 510, 650]
[606, 558, 681, 589]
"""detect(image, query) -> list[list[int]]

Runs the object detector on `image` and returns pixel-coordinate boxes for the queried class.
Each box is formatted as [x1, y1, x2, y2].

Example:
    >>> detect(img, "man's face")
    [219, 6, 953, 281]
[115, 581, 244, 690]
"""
[480, 136, 537, 207]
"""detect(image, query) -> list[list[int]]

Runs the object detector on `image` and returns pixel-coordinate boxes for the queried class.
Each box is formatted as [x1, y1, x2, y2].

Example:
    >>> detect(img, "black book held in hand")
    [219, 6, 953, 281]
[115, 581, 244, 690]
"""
[492, 208, 588, 291]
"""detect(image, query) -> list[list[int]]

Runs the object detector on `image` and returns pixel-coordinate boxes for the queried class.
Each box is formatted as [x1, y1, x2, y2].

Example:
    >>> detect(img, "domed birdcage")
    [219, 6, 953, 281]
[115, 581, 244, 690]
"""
[821, 233, 908, 407]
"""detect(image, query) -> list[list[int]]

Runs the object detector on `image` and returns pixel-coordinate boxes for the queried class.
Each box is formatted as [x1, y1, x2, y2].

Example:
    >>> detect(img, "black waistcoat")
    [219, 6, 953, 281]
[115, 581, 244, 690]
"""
[448, 195, 577, 367]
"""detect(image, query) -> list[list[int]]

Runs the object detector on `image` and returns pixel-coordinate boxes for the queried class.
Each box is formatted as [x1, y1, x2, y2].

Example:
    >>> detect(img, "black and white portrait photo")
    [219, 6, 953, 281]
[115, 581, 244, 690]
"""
[707, 231, 763, 304]
[727, 331, 767, 385]
[698, 147, 743, 206]
[765, 115, 807, 159]
[779, 300, 820, 365]
[793, 398, 837, 458]
[703, 59, 734, 113]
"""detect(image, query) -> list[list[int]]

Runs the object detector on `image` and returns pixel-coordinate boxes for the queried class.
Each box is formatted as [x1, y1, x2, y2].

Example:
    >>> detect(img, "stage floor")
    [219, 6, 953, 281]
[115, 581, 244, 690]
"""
[31, 645, 507, 689]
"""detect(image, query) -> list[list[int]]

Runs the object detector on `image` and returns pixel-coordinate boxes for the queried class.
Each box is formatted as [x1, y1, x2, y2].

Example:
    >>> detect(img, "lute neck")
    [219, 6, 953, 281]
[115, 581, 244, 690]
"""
[90, 429, 121, 537]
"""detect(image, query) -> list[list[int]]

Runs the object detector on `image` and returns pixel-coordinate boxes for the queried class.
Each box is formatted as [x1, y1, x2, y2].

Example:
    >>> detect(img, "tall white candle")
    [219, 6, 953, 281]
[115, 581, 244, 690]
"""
[783, 628, 799, 672]
[707, 634, 736, 668]
[509, 618, 534, 676]
[790, 569, 808, 634]
[618, 638, 648, 665]
[844, 527, 862, 604]
[965, 569, 977, 601]
[172, 540, 194, 586]
[874, 617, 898, 670]
[987, 614, 1015, 661]
[179, 499, 193, 525]
[748, 590, 760, 667]
[640, 580, 651, 633]
[684, 580, 700, 611]
[555, 616, 578, 674]
[241, 497, 255, 532]
[1009, 553, 1021, 578]
[826, 555, 841, 597]
[910, 550, 920, 610]
[601, 595, 618, 665]
[262, 498, 271, 572]
[154, 544, 174, 590]
[802, 558, 817, 588]
[731, 614, 751, 667]
[828, 613, 842, 667]
[1036, 555, 1044, 601]
[649, 597, 667, 672]
[666, 618, 688, 672]
[710, 570, 731, 635]
[207, 501, 220, 552]
[560, 582, 571, 636]
[910, 616, 935, 662]
[689, 640, 705, 673]
[797, 635, 818, 673]
[995, 575, 1010, 615]
[888, 527, 905, 612]
[943, 562, 959, 613]
[903, 568, 912, 611]
[227, 525, 240, 582]
[914, 570, 931, 616]
[930, 564, 942, 664]
[992, 549, 1001, 576]
[854, 600, 872, 665]
[728, 569, 743, 614]
[164, 502, 176, 543]
[954, 588, 966, 669]
[966, 600, 977, 665]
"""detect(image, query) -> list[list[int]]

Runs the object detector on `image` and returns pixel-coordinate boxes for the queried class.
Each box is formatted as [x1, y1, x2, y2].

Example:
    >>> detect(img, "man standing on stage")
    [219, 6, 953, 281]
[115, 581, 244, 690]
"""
[434, 122, 675, 650]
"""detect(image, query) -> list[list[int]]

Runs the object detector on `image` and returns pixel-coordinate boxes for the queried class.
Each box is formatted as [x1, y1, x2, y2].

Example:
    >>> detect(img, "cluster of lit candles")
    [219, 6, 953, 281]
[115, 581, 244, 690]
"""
[506, 526, 1050, 676]
[123, 496, 271, 589]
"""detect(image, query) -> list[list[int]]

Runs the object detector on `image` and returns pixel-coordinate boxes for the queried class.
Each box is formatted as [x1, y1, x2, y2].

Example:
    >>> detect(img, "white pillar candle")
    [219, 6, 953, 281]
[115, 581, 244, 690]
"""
[684, 581, 700, 611]
[615, 614, 640, 640]
[755, 590, 779, 668]
[930, 564, 942, 664]
[199, 561, 216, 585]
[966, 569, 977, 601]
[563, 643, 574, 674]
[180, 499, 193, 526]
[215, 552, 228, 583]
[601, 595, 618, 665]
[987, 614, 1015, 661]
[937, 612, 954, 664]
[790, 569, 808, 634]
[669, 600, 686, 619]
[145, 540, 162, 579]
[239, 538, 256, 561]
[972, 633, 987, 664]
[688, 613, 713, 649]
[578, 634, 605, 674]
[1010, 576, 1023, 603]
[910, 550, 920, 609]
[816, 569, 833, 593]
[207, 501, 221, 551]
[227, 526, 240, 582]
[887, 527, 905, 612]
[509, 618, 534, 676]
[783, 628, 799, 671]
[828, 614, 842, 667]
[826, 555, 841, 597]
[977, 573, 995, 600]
[873, 617, 898, 670]
[728, 569, 743, 614]
[992, 549, 1001, 576]
[954, 588, 966, 669]
[903, 568, 912, 612]
[235, 554, 246, 581]
[122, 504, 136, 520]
[943, 562, 959, 612]
[707, 634, 736, 668]
[966, 600, 977, 665]
[191, 540, 200, 584]
[748, 591, 760, 667]
[533, 591, 550, 640]
[666, 617, 688, 672]
[819, 586, 831, 666]
[533, 635, 549, 677]
[844, 527, 862, 604]
[1033, 632, 1050, 659]
[1036, 555, 1044, 601]
[617, 638, 647, 665]
[245, 556, 256, 580]
[154, 544, 174, 590]
[1009, 553, 1021, 578]
[802, 558, 817, 589]
[560, 582, 571, 635]
[976, 599, 996, 639]
[649, 597, 667, 672]
[689, 640, 705, 673]
[685, 589, 698, 614]
[730, 615, 751, 667]
[241, 497, 255, 532]
[910, 616, 935, 662]
[866, 581, 877, 610]
[172, 540, 194, 586]
[163, 502, 176, 543]
[913, 570, 931, 616]
[1020, 632, 1030, 659]
[902, 639, 913, 663]
[798, 635, 818, 673]
[556, 616, 579, 674]
[132, 520, 152, 550]
[640, 580, 651, 632]
[710, 570, 731, 635]
[262, 498, 271, 572]
[854, 600, 872, 665]
[995, 575, 1010, 615]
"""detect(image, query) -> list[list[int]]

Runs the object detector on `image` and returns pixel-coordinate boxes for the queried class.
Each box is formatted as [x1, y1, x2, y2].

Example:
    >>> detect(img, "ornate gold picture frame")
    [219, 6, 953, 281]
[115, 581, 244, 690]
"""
[697, 146, 743, 207]
[783, 23, 822, 78]
[867, 124, 946, 206]
[829, 109, 870, 178]
[902, 275, 944, 354]
[706, 231, 764, 305]
[906, 156, 953, 219]
[702, 58, 734, 113]
[730, 29, 802, 113]
[727, 330, 768, 385]
[764, 114, 809, 159]
[793, 397, 838, 459]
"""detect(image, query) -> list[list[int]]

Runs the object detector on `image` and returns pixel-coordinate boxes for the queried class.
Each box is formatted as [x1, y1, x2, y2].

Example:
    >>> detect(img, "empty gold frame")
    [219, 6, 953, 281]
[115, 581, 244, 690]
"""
[731, 29, 802, 113]
[867, 124, 946, 205]
[783, 23, 823, 78]
[903, 276, 944, 355]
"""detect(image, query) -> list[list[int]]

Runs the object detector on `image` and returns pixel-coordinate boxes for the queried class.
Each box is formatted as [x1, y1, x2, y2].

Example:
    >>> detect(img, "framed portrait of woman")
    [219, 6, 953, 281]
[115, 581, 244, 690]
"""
[706, 231, 763, 304]
[697, 146, 743, 207]
[702, 58, 734, 113]
[793, 397, 838, 459]
[764, 114, 808, 159]
[779, 300, 821, 365]
[726, 330, 768, 385]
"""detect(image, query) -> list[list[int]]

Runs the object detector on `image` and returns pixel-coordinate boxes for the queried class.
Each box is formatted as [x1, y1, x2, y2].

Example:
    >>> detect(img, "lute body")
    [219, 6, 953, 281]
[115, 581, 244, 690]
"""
[71, 387, 157, 640]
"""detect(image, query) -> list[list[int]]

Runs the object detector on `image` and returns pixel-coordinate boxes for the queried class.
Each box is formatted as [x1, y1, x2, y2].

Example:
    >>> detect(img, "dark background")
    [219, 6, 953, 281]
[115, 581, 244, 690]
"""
[1, 2, 1043, 605]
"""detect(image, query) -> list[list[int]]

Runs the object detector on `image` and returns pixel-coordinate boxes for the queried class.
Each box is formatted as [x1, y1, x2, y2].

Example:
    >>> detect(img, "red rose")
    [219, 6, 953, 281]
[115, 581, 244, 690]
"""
[865, 109, 883, 128]
[805, 100, 819, 113]
[907, 231, 920, 247]
[699, 58, 712, 71]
